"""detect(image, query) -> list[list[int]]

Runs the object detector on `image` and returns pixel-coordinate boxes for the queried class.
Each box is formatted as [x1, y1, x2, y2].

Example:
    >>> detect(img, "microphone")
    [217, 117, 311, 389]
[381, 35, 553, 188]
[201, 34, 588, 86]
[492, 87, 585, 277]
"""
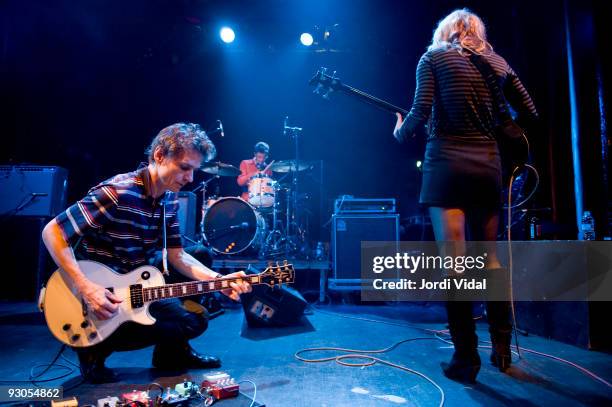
[283, 116, 288, 137]
[217, 120, 224, 137]
[31, 192, 48, 197]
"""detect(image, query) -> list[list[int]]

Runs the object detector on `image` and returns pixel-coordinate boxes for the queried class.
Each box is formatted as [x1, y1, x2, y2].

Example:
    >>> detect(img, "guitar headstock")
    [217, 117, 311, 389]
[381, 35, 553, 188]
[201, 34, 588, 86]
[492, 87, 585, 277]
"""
[309, 67, 343, 99]
[259, 261, 295, 288]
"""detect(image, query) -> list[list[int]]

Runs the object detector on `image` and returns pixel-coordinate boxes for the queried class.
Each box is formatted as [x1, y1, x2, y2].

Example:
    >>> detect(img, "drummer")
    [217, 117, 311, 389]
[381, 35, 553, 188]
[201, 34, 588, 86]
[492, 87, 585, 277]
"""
[237, 141, 272, 201]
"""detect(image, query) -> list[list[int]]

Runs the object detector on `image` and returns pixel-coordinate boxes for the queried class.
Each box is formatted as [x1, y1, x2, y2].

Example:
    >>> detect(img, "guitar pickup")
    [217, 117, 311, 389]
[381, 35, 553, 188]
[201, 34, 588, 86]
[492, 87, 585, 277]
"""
[129, 284, 144, 309]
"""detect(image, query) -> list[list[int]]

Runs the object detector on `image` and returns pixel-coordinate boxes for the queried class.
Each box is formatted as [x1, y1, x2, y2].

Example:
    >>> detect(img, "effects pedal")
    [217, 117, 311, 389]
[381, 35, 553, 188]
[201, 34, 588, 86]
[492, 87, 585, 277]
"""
[121, 390, 151, 406]
[51, 398, 78, 407]
[97, 396, 120, 407]
[159, 386, 190, 406]
[174, 380, 198, 397]
[201, 371, 239, 400]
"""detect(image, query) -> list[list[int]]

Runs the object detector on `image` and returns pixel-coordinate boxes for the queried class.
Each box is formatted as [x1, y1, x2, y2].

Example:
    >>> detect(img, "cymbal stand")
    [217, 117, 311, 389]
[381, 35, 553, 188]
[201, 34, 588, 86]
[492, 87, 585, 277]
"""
[192, 175, 219, 244]
[285, 117, 304, 256]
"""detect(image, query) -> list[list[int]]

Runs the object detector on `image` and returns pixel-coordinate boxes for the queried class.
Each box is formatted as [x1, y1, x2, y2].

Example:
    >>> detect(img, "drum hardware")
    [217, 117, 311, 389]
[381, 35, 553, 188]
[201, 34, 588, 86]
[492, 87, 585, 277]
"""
[194, 162, 242, 245]
[257, 117, 311, 258]
[192, 175, 219, 245]
[188, 125, 316, 258]
[202, 197, 266, 255]
[248, 173, 277, 208]
[269, 159, 314, 173]
[201, 161, 241, 177]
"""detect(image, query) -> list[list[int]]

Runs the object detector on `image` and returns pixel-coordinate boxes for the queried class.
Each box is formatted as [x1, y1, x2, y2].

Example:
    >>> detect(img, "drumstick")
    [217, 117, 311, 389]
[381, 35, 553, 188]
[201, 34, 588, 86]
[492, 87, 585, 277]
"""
[262, 160, 275, 173]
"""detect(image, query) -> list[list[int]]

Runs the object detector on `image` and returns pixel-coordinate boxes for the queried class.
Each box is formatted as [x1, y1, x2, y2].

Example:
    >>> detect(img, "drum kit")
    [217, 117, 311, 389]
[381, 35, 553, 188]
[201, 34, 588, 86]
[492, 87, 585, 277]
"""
[194, 159, 315, 258]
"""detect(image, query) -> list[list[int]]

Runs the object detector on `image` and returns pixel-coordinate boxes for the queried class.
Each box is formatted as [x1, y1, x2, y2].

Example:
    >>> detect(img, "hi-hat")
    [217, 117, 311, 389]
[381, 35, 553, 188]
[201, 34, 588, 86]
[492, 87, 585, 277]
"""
[270, 160, 314, 173]
[201, 161, 241, 177]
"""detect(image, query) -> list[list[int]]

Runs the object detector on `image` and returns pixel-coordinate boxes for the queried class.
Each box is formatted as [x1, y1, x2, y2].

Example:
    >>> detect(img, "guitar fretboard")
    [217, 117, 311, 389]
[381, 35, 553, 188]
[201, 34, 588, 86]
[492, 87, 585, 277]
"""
[139, 275, 262, 303]
[341, 83, 409, 116]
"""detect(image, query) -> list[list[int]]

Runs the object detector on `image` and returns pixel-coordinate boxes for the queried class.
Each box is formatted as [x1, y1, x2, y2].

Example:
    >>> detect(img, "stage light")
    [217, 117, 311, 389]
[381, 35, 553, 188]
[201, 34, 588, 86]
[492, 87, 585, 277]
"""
[416, 160, 422, 168]
[220, 27, 235, 43]
[300, 32, 314, 46]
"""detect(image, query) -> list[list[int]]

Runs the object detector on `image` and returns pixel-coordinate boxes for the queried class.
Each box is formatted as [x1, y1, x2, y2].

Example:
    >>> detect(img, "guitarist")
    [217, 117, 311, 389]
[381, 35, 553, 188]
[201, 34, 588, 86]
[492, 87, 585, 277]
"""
[392, 9, 537, 383]
[41, 122, 252, 383]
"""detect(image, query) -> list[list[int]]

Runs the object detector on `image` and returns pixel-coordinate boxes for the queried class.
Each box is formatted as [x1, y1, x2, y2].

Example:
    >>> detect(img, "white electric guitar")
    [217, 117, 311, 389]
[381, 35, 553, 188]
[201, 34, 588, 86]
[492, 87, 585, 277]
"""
[41, 260, 294, 347]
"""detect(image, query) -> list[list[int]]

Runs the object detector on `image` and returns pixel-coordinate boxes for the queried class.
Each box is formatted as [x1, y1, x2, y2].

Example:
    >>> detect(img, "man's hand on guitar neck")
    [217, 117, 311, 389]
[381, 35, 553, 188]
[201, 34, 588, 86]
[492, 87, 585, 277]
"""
[219, 271, 252, 302]
[77, 279, 123, 320]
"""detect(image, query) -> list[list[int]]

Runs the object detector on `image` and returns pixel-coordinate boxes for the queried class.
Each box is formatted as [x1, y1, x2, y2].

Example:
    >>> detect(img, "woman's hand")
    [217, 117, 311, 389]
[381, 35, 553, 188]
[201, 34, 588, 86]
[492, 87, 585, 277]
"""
[393, 112, 404, 142]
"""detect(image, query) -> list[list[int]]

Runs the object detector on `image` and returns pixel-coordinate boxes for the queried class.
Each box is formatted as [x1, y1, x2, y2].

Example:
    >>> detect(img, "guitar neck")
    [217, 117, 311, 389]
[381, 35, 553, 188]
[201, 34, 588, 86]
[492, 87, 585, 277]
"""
[139, 275, 262, 303]
[337, 83, 409, 116]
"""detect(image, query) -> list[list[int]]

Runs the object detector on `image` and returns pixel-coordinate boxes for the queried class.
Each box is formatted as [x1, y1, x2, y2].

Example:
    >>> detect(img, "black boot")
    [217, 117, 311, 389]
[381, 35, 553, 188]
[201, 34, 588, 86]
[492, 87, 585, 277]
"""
[442, 351, 481, 384]
[152, 342, 221, 369]
[442, 301, 481, 383]
[76, 348, 119, 384]
[487, 301, 512, 372]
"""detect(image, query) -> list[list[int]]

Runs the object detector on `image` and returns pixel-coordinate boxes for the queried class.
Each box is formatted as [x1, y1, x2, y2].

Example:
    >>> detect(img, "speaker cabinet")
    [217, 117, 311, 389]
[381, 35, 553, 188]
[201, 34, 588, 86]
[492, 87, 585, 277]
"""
[0, 166, 68, 217]
[241, 285, 307, 327]
[331, 214, 399, 289]
[176, 191, 197, 243]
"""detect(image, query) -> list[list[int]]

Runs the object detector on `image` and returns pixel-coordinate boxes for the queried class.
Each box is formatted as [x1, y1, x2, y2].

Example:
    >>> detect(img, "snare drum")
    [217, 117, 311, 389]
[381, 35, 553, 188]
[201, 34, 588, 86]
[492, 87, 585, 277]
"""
[202, 197, 266, 254]
[248, 174, 276, 207]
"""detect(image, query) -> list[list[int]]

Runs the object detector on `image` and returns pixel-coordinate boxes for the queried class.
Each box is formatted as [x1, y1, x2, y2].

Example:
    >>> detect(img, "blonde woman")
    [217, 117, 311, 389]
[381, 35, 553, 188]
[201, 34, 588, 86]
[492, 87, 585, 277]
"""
[393, 9, 537, 382]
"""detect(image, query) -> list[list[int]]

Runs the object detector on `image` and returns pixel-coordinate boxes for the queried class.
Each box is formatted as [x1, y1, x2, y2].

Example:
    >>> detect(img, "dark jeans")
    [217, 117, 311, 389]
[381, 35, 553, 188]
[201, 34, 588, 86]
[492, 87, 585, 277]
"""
[78, 298, 209, 361]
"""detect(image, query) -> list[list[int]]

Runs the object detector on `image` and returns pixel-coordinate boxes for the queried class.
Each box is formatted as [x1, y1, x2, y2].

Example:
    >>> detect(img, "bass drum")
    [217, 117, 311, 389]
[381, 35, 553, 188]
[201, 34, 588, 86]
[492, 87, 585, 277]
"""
[203, 197, 266, 255]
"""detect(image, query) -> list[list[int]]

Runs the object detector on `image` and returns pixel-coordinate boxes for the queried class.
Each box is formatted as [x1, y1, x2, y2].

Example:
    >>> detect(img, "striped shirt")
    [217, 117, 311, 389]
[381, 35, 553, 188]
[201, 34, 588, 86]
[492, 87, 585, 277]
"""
[398, 47, 538, 140]
[55, 166, 182, 274]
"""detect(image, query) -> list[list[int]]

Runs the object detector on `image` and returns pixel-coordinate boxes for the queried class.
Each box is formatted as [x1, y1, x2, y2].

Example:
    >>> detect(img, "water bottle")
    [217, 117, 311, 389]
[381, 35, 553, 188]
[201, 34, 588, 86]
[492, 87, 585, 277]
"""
[314, 242, 325, 260]
[581, 210, 595, 240]
[529, 216, 541, 240]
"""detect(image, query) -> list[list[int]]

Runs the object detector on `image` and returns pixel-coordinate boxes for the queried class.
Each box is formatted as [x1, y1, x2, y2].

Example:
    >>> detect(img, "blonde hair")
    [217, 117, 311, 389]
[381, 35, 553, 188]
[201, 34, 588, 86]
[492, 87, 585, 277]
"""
[428, 9, 492, 55]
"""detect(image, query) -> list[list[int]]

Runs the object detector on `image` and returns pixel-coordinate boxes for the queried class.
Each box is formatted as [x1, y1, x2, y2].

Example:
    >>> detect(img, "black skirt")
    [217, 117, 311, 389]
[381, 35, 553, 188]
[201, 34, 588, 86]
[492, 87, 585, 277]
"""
[420, 137, 502, 209]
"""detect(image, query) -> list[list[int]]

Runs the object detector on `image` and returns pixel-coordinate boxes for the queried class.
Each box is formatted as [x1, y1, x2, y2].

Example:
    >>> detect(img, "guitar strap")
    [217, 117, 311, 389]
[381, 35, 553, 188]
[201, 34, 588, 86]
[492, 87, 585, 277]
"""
[468, 52, 514, 125]
[160, 191, 169, 275]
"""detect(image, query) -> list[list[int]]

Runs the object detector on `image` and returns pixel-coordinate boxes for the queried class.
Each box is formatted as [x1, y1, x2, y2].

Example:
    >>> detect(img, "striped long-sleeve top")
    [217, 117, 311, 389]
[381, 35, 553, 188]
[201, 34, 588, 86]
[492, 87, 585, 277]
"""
[398, 47, 538, 140]
[55, 166, 182, 274]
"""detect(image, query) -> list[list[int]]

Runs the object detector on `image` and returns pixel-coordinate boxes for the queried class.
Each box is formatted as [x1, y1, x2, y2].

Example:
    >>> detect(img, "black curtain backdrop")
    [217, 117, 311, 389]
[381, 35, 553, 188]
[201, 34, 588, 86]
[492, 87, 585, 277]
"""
[1, 0, 610, 240]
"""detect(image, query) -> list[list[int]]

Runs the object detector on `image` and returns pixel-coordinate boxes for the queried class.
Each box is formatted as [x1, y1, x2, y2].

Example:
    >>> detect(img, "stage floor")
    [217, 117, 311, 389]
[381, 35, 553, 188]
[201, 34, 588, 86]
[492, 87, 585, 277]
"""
[0, 301, 610, 406]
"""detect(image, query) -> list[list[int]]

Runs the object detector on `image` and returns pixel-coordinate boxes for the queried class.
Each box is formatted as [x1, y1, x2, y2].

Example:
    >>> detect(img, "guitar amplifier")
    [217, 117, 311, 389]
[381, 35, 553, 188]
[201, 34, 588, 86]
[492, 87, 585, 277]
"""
[0, 166, 68, 217]
[330, 214, 399, 290]
[176, 191, 197, 243]
[334, 196, 396, 214]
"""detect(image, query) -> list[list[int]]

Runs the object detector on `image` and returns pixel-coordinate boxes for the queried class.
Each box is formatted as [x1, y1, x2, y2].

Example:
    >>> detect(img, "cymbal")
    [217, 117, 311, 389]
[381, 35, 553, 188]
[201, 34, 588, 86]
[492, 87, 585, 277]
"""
[201, 161, 241, 177]
[270, 159, 314, 173]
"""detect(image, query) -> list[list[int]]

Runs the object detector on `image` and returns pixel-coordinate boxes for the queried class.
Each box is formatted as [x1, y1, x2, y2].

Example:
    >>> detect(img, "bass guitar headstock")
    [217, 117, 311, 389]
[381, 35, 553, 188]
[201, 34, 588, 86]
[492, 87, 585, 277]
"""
[309, 67, 343, 99]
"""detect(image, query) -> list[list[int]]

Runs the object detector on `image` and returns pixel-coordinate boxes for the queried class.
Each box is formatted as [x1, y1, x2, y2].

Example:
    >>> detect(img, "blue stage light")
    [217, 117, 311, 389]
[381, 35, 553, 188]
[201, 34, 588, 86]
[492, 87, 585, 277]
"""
[220, 27, 235, 43]
[300, 32, 314, 46]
